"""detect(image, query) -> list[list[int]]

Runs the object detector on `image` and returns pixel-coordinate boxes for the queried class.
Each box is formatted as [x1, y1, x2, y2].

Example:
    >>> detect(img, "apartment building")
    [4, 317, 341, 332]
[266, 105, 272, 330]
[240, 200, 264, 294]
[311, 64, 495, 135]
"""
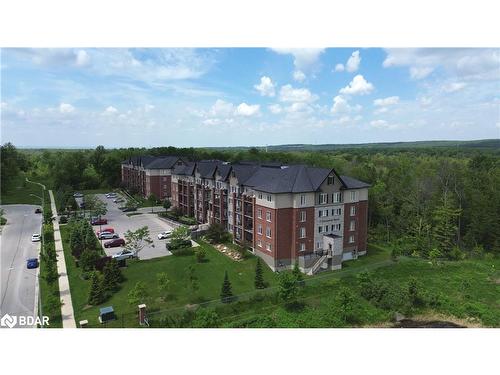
[121, 155, 186, 199]
[168, 158, 370, 274]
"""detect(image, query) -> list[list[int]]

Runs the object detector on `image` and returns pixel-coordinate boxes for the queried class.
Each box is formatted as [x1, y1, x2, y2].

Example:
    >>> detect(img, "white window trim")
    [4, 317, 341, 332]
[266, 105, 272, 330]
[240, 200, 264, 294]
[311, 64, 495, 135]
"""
[299, 227, 306, 239]
[266, 211, 271, 222]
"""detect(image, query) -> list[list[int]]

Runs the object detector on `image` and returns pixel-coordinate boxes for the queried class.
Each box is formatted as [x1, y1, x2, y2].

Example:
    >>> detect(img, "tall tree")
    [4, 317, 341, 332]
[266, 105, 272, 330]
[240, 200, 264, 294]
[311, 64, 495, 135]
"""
[433, 196, 461, 257]
[220, 271, 234, 303]
[88, 272, 105, 305]
[254, 258, 265, 289]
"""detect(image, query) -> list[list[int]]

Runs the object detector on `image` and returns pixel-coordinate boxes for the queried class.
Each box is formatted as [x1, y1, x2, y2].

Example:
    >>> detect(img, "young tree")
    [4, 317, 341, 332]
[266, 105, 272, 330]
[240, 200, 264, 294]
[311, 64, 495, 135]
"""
[186, 265, 199, 294]
[88, 272, 105, 305]
[292, 262, 304, 285]
[433, 197, 461, 258]
[163, 199, 172, 211]
[44, 258, 59, 284]
[170, 225, 190, 241]
[339, 287, 355, 324]
[254, 258, 266, 289]
[128, 281, 148, 305]
[157, 272, 170, 301]
[124, 226, 154, 256]
[80, 249, 99, 273]
[206, 222, 226, 243]
[277, 272, 298, 303]
[195, 247, 206, 263]
[102, 260, 122, 292]
[407, 277, 425, 307]
[220, 270, 234, 303]
[147, 193, 157, 213]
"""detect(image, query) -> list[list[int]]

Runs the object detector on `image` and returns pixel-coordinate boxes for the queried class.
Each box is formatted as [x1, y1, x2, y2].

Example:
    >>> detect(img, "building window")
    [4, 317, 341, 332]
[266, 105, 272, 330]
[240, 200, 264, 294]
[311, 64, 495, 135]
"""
[319, 193, 328, 204]
[316, 241, 321, 249]
[266, 211, 271, 222]
[299, 210, 306, 222]
[266, 227, 271, 238]
[319, 209, 329, 218]
[300, 194, 307, 206]
[350, 206, 356, 216]
[257, 240, 262, 247]
[327, 176, 334, 185]
[300, 243, 306, 252]
[349, 235, 355, 244]
[266, 194, 272, 202]
[318, 226, 323, 234]
[266, 243, 272, 251]
[257, 224, 262, 235]
[350, 191, 357, 201]
[350, 220, 356, 231]
[332, 223, 341, 231]
[257, 209, 262, 219]
[299, 227, 306, 238]
[333, 192, 342, 203]
[332, 208, 342, 216]
[258, 192, 263, 199]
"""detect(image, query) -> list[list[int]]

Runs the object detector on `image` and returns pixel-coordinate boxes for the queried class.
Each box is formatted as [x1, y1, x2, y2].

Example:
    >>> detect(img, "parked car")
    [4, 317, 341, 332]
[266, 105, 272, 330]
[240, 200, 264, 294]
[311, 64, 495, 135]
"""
[121, 207, 137, 212]
[35, 208, 42, 214]
[98, 232, 119, 240]
[91, 218, 108, 225]
[31, 233, 41, 242]
[73, 192, 84, 198]
[111, 249, 137, 261]
[104, 238, 126, 248]
[113, 198, 124, 203]
[26, 258, 39, 269]
[96, 228, 115, 236]
[105, 193, 117, 198]
[79, 202, 85, 209]
[158, 230, 173, 240]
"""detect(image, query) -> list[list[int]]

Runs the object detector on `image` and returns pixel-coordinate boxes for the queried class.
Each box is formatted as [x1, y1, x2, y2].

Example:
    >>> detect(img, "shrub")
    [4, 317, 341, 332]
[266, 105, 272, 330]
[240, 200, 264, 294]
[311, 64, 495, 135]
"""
[59, 215, 68, 224]
[195, 247, 207, 263]
[192, 309, 220, 328]
[449, 246, 466, 261]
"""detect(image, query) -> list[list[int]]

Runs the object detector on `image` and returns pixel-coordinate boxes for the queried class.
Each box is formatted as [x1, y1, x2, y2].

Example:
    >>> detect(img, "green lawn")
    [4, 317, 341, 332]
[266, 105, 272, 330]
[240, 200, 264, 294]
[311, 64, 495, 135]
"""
[0, 173, 47, 205]
[59, 229, 277, 327]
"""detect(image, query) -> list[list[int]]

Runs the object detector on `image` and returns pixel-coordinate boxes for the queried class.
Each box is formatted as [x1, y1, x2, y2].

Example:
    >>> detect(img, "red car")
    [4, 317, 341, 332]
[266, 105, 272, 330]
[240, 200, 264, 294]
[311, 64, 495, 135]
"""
[104, 238, 125, 248]
[91, 218, 108, 225]
[96, 227, 115, 236]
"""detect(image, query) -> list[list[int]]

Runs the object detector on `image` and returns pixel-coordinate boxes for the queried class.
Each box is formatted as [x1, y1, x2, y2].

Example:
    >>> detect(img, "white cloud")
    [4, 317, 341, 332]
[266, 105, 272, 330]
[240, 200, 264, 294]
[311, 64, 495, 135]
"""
[279, 84, 318, 103]
[104, 106, 118, 114]
[346, 50, 361, 72]
[254, 76, 275, 97]
[235, 103, 260, 116]
[285, 102, 313, 114]
[373, 96, 400, 106]
[209, 99, 234, 117]
[1, 101, 7, 109]
[59, 103, 75, 113]
[271, 48, 325, 72]
[144, 104, 155, 112]
[410, 66, 434, 79]
[334, 63, 345, 72]
[370, 119, 400, 129]
[331, 95, 361, 114]
[442, 82, 467, 93]
[293, 70, 306, 82]
[339, 75, 374, 96]
[383, 48, 500, 81]
[75, 50, 90, 67]
[268, 104, 283, 114]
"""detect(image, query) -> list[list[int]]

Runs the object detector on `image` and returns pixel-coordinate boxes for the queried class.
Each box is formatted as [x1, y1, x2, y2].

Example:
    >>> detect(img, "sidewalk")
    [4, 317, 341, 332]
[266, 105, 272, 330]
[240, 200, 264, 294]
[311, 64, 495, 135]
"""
[49, 190, 76, 328]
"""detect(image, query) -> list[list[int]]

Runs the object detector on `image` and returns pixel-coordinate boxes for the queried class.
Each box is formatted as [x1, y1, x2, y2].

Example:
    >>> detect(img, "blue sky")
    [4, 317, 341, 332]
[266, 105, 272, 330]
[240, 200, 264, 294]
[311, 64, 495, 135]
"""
[1, 48, 499, 148]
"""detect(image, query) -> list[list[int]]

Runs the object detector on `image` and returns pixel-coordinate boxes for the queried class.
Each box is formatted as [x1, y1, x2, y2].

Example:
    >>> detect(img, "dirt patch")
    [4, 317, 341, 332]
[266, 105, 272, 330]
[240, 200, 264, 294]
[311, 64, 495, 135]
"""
[395, 319, 465, 328]
[214, 244, 243, 261]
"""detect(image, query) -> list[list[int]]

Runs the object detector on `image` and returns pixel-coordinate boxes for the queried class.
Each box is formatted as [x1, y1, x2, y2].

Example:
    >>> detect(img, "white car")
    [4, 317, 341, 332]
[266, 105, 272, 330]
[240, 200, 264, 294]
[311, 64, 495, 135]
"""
[73, 192, 84, 198]
[31, 234, 41, 242]
[98, 232, 119, 240]
[105, 193, 117, 198]
[112, 249, 137, 261]
[158, 230, 173, 240]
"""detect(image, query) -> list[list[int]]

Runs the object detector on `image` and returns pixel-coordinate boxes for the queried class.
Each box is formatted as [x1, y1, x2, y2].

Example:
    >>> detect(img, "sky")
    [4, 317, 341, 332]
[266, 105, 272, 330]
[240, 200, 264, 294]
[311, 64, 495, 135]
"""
[1, 48, 499, 148]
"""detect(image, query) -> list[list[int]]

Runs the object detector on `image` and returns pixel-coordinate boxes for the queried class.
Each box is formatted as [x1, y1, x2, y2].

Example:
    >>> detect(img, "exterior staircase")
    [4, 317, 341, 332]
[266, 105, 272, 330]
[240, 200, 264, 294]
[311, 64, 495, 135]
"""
[307, 254, 329, 275]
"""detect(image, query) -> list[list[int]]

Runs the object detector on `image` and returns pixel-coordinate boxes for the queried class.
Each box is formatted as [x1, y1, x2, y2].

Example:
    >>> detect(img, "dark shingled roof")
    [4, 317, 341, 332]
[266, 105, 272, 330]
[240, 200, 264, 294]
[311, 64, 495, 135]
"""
[172, 161, 196, 176]
[216, 164, 232, 180]
[122, 155, 182, 169]
[196, 160, 225, 179]
[340, 175, 371, 189]
[243, 165, 333, 193]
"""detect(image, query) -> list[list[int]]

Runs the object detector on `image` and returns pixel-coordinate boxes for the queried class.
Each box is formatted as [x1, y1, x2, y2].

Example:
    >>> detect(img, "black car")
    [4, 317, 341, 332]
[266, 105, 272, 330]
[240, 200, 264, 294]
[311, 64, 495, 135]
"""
[35, 208, 42, 214]
[121, 207, 137, 212]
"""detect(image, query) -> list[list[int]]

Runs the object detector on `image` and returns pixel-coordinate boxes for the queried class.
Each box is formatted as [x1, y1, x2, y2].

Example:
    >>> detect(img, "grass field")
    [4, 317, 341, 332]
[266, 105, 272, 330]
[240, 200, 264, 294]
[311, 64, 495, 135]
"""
[59, 228, 278, 327]
[0, 174, 47, 205]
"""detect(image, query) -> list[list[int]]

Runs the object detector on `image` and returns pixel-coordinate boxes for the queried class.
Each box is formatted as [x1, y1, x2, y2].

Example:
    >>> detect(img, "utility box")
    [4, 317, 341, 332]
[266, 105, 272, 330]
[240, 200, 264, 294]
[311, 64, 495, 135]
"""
[99, 306, 115, 324]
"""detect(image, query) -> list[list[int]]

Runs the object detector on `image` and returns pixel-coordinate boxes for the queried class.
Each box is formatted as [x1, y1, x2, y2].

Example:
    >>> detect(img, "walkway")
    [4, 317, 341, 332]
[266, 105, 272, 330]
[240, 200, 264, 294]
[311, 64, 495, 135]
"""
[49, 190, 76, 328]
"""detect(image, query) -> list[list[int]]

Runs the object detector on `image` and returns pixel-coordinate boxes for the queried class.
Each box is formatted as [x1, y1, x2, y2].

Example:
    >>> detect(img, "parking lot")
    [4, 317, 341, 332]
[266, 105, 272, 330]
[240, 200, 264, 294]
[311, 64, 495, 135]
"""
[91, 194, 175, 260]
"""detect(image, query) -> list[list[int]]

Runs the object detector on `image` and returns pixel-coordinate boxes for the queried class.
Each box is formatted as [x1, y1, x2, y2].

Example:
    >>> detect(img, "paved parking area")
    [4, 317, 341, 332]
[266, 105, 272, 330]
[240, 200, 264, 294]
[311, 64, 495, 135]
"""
[92, 194, 174, 260]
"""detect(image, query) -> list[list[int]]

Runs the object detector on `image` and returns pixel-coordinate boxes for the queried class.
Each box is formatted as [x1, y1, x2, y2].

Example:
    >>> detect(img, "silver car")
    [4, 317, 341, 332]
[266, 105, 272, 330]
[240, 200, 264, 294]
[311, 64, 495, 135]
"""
[98, 232, 119, 240]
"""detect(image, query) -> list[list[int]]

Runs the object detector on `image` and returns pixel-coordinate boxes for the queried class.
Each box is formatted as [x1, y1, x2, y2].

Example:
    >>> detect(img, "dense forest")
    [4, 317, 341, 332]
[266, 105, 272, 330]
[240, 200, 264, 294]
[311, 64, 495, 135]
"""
[2, 142, 499, 258]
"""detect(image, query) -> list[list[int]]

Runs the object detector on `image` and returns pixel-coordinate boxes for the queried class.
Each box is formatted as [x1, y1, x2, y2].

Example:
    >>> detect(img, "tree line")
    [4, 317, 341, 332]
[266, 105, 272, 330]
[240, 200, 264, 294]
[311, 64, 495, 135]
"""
[2, 142, 499, 256]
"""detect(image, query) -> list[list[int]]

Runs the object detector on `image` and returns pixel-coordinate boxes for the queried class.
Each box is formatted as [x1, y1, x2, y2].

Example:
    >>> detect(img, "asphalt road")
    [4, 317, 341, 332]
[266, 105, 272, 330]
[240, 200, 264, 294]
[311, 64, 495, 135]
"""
[0, 205, 42, 328]
[93, 194, 174, 260]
